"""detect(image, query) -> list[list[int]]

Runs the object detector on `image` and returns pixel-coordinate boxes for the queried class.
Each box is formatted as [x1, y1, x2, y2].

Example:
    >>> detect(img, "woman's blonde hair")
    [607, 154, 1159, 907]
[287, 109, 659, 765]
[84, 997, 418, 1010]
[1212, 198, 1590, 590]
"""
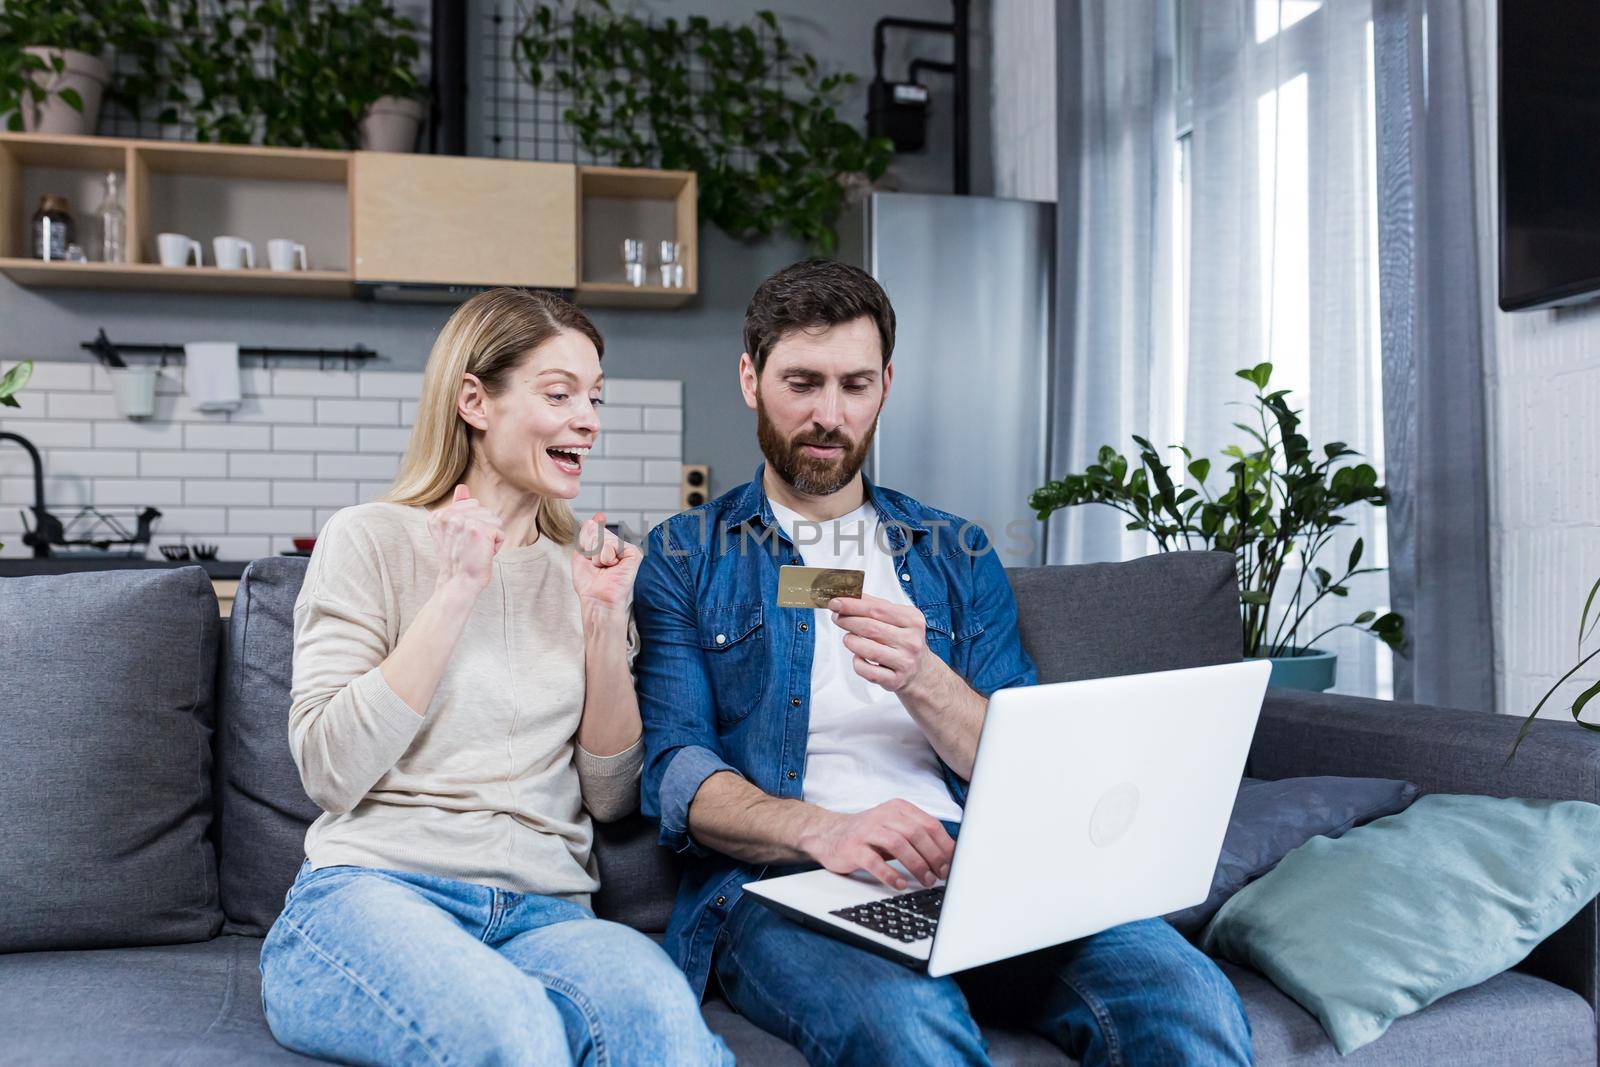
[380, 287, 605, 546]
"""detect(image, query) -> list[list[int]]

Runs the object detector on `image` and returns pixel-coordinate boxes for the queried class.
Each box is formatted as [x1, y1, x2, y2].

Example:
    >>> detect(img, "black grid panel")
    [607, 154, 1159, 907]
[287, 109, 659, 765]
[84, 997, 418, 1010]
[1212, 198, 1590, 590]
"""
[94, 1, 432, 142]
[481, 0, 787, 166]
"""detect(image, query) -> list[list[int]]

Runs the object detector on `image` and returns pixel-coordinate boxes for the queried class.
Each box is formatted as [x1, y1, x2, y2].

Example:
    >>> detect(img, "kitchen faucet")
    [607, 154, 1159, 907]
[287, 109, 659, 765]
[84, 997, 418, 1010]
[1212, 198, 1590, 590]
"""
[0, 431, 58, 557]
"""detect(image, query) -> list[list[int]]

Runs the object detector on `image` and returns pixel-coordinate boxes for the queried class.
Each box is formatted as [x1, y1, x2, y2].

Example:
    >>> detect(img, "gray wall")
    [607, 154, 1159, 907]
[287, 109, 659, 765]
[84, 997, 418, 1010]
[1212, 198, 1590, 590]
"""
[0, 0, 990, 500]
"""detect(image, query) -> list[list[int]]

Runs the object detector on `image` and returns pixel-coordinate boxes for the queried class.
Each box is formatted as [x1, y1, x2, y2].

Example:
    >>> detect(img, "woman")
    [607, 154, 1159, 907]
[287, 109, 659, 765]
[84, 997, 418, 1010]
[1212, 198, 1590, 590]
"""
[260, 288, 731, 1066]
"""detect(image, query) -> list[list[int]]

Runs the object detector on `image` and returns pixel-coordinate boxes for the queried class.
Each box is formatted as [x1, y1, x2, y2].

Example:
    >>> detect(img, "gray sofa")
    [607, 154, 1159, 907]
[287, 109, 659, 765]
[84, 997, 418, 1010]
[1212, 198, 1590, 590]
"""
[1, 549, 1596, 1065]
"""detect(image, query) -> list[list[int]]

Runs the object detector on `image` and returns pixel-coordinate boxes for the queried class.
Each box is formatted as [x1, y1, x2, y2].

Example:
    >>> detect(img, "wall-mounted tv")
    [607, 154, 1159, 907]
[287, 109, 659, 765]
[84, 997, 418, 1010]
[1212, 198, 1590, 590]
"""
[1499, 1, 1600, 311]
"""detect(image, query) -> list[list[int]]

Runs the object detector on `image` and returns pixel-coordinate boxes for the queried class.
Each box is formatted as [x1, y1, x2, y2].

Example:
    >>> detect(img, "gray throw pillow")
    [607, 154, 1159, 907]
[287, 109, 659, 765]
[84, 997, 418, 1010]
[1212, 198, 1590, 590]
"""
[0, 566, 224, 951]
[1164, 775, 1419, 937]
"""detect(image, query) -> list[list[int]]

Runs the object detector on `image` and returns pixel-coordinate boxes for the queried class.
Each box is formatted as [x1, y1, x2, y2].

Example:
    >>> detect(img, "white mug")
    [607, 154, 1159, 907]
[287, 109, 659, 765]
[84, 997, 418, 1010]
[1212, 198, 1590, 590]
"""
[213, 236, 255, 270]
[267, 238, 308, 272]
[157, 232, 202, 268]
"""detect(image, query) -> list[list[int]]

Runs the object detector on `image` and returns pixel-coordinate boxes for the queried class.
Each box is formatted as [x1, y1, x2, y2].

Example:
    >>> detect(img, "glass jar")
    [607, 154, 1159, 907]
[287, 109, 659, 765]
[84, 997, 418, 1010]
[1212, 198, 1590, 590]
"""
[32, 195, 74, 261]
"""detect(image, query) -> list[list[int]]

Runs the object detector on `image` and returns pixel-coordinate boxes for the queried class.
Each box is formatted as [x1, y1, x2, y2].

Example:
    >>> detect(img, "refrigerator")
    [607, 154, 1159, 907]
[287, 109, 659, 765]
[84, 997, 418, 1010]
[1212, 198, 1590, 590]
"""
[840, 192, 1056, 567]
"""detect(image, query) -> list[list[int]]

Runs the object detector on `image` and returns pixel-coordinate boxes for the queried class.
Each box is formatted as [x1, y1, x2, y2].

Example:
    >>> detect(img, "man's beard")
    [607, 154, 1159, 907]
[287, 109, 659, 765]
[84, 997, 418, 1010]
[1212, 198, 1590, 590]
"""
[756, 391, 879, 497]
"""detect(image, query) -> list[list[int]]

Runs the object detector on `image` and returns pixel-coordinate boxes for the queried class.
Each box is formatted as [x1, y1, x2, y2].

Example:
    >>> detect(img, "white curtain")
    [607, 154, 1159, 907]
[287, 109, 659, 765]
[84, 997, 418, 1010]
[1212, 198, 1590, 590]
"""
[1049, 0, 1177, 565]
[1183, 0, 1391, 697]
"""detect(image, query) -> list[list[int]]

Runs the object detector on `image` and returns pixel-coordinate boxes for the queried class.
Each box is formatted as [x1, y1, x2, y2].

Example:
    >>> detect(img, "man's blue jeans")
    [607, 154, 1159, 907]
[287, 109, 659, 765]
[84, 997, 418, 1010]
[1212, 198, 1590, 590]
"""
[260, 861, 732, 1066]
[713, 861, 1253, 1067]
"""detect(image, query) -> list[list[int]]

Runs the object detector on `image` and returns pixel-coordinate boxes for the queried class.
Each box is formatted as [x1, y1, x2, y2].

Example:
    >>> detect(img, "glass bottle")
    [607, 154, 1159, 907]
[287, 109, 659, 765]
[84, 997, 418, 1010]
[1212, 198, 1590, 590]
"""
[97, 171, 125, 264]
[31, 195, 73, 261]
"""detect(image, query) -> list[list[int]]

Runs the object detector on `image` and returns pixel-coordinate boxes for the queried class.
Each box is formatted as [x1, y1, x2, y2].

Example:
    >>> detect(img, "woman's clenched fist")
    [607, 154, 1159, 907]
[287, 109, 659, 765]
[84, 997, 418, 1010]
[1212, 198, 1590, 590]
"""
[428, 484, 505, 592]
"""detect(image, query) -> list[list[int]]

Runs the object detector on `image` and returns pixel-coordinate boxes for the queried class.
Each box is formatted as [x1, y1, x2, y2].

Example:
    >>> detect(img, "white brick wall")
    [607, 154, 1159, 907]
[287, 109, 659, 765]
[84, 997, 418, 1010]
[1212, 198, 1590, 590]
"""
[0, 361, 684, 560]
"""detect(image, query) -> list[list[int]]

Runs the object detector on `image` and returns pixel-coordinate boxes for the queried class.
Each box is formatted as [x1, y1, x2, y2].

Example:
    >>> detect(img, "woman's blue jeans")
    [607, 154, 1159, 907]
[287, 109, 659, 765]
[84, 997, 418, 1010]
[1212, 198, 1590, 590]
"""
[260, 861, 732, 1066]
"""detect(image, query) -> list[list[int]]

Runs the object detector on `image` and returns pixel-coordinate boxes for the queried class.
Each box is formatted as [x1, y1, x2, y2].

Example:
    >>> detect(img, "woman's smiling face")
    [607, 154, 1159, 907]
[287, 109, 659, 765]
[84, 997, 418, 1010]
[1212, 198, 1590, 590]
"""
[466, 328, 604, 500]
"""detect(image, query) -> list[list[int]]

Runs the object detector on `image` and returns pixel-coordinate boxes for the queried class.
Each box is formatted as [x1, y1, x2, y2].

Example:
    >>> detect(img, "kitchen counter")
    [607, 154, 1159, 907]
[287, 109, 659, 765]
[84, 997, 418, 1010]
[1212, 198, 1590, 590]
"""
[0, 558, 251, 580]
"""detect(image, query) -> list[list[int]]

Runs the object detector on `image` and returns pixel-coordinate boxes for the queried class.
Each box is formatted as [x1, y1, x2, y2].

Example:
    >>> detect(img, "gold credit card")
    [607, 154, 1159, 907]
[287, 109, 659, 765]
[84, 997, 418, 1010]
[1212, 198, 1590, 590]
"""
[777, 565, 865, 608]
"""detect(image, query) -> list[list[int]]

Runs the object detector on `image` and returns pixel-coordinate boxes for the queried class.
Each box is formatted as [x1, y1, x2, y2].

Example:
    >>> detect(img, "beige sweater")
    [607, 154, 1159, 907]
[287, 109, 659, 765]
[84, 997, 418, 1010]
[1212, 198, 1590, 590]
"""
[287, 501, 644, 904]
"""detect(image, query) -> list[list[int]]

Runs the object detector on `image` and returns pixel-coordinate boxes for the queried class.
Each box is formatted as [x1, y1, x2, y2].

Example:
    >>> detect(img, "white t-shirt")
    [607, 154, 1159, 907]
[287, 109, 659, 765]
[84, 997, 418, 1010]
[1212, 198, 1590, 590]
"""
[768, 498, 963, 823]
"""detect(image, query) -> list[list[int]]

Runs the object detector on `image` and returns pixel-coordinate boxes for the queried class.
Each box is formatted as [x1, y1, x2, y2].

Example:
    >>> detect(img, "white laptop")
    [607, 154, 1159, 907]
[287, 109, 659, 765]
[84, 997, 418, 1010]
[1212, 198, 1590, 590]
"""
[741, 659, 1271, 977]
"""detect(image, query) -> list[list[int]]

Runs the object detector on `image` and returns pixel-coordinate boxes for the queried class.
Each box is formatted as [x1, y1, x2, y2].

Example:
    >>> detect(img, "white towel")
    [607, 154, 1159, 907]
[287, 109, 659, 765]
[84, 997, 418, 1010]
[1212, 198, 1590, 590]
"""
[184, 341, 242, 412]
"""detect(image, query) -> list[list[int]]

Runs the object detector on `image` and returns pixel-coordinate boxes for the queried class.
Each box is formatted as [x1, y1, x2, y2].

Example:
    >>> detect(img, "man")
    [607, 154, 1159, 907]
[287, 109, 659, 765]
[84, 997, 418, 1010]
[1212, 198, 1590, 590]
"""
[633, 259, 1251, 1066]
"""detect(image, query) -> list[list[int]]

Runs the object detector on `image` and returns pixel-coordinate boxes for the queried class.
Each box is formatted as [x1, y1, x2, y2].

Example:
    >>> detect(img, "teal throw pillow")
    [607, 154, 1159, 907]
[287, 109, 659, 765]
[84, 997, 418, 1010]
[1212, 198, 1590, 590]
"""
[1201, 794, 1600, 1055]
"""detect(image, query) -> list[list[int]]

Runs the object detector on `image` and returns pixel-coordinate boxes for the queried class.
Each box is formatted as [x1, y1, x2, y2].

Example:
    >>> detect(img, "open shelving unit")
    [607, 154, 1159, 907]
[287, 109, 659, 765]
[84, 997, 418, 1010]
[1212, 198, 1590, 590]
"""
[575, 165, 697, 308]
[0, 133, 354, 298]
[0, 132, 700, 309]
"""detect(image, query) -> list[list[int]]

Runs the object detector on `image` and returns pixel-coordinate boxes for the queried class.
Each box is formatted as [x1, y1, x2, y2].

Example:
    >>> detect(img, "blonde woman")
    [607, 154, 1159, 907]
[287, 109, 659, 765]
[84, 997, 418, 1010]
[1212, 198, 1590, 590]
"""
[260, 289, 731, 1066]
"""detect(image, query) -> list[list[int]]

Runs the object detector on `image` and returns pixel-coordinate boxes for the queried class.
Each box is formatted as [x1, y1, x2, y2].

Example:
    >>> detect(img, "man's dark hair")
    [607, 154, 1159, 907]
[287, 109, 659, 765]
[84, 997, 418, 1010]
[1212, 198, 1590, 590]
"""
[742, 259, 897, 374]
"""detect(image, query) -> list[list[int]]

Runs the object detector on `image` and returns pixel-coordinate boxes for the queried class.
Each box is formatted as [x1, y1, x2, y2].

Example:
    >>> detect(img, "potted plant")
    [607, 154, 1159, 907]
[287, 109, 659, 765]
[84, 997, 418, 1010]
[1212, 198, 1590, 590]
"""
[1030, 362, 1405, 691]
[515, 3, 893, 253]
[1509, 576, 1600, 760]
[175, 0, 423, 150]
[0, 1, 170, 135]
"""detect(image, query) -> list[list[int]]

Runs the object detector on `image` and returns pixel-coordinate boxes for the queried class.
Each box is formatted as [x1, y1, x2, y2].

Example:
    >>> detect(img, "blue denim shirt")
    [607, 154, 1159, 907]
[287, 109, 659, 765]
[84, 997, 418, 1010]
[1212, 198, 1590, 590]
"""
[633, 465, 1038, 998]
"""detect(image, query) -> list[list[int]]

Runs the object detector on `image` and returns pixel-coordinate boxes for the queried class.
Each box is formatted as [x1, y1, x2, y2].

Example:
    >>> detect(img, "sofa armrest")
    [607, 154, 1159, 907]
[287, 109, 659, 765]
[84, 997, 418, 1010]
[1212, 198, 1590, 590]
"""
[1248, 686, 1600, 1025]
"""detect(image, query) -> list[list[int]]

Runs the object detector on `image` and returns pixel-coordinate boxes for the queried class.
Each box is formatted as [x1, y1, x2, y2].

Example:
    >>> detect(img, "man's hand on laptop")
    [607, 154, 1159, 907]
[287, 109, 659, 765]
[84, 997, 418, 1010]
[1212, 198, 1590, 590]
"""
[798, 799, 955, 891]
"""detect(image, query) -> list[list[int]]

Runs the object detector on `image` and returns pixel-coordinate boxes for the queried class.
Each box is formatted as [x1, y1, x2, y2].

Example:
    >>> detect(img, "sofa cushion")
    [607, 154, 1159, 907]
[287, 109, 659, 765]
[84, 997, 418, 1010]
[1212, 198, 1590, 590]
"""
[1006, 551, 1240, 684]
[1223, 962, 1595, 1065]
[0, 566, 223, 952]
[592, 813, 681, 933]
[214, 557, 320, 936]
[1165, 775, 1420, 937]
[0, 936, 317, 1065]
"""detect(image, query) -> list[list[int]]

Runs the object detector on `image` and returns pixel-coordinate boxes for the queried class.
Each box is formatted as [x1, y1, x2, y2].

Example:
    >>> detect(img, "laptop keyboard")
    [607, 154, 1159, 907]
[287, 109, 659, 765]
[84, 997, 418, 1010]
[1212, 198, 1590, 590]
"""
[829, 886, 944, 943]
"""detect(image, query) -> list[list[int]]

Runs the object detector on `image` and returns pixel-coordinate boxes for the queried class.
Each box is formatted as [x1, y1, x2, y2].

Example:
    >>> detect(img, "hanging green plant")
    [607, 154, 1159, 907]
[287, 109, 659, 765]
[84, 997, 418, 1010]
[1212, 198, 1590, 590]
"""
[165, 0, 423, 149]
[515, 1, 893, 254]
[0, 0, 174, 132]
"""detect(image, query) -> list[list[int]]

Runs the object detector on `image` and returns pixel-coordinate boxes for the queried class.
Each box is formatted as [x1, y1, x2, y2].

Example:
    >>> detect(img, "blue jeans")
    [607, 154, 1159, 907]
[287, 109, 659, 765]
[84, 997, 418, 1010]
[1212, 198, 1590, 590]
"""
[713, 886, 1252, 1067]
[260, 861, 732, 1066]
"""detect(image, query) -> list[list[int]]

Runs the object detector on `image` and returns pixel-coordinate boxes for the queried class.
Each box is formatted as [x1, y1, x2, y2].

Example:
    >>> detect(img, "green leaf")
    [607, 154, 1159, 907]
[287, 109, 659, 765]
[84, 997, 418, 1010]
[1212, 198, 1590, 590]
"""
[1579, 575, 1600, 646]
[57, 86, 83, 113]
[0, 359, 33, 399]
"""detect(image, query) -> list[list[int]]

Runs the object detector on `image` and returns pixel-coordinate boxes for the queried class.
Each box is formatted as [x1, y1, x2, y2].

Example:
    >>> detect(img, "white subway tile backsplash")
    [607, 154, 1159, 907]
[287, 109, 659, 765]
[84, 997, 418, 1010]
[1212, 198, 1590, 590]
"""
[187, 479, 271, 507]
[317, 398, 399, 426]
[48, 392, 121, 421]
[25, 362, 93, 391]
[0, 419, 93, 447]
[274, 369, 358, 397]
[230, 396, 318, 424]
[580, 458, 642, 483]
[274, 481, 359, 507]
[604, 379, 681, 405]
[274, 426, 358, 452]
[604, 484, 681, 510]
[96, 422, 185, 449]
[644, 407, 683, 433]
[0, 361, 684, 560]
[153, 507, 229, 530]
[317, 453, 399, 480]
[601, 405, 643, 432]
[229, 508, 316, 535]
[231, 452, 314, 479]
[93, 479, 185, 505]
[359, 372, 425, 398]
[52, 450, 140, 477]
[643, 460, 682, 484]
[142, 451, 228, 478]
[604, 432, 681, 459]
[359, 427, 412, 453]
[185, 424, 272, 451]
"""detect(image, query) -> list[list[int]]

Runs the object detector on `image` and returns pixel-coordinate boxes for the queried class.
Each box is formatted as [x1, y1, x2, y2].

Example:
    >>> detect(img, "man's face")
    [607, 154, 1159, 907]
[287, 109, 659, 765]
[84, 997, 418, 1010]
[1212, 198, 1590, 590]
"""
[740, 316, 892, 496]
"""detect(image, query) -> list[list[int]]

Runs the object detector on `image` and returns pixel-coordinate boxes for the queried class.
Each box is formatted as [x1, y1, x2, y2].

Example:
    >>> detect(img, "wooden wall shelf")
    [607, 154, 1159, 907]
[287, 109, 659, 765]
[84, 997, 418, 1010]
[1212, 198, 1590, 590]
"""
[0, 133, 699, 309]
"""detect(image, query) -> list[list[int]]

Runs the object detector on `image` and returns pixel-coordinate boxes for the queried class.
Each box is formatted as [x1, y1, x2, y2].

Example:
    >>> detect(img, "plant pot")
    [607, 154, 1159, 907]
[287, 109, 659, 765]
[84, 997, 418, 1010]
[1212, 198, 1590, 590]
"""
[109, 366, 158, 419]
[20, 48, 109, 135]
[359, 95, 425, 152]
[1257, 646, 1338, 692]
